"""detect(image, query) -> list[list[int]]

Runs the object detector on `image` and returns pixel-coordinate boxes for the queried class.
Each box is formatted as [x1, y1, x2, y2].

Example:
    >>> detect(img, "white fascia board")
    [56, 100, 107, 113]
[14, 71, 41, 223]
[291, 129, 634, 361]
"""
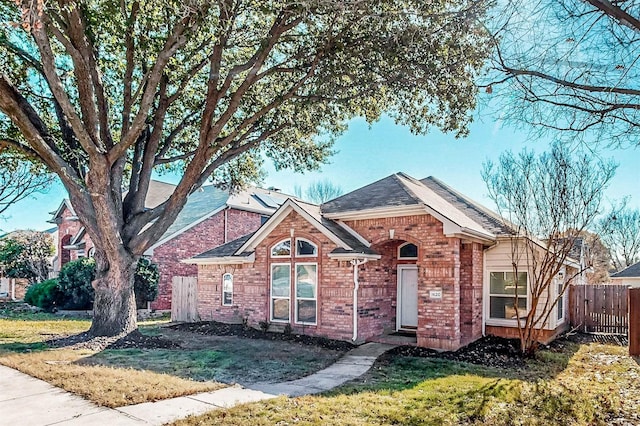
[182, 252, 255, 265]
[146, 205, 227, 253]
[238, 200, 351, 254]
[328, 252, 381, 261]
[323, 205, 426, 220]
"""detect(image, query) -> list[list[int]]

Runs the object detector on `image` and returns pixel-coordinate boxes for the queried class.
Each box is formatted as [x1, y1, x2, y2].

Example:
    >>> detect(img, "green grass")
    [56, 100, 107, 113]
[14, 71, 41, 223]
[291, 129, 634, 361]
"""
[172, 342, 637, 426]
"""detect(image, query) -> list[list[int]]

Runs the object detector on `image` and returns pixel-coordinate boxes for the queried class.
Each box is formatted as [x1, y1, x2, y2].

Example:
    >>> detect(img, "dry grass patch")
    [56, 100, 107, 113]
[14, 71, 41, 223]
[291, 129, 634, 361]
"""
[0, 349, 222, 407]
[0, 315, 224, 407]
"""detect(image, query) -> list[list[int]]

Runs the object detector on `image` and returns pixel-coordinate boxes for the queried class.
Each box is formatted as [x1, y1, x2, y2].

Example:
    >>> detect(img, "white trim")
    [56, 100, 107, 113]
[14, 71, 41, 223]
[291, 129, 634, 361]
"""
[270, 238, 292, 258]
[397, 242, 418, 260]
[183, 253, 255, 265]
[270, 263, 291, 323]
[294, 262, 317, 325]
[328, 252, 381, 261]
[485, 270, 530, 326]
[295, 238, 318, 258]
[323, 205, 426, 220]
[238, 199, 352, 254]
[222, 273, 233, 306]
[396, 265, 419, 331]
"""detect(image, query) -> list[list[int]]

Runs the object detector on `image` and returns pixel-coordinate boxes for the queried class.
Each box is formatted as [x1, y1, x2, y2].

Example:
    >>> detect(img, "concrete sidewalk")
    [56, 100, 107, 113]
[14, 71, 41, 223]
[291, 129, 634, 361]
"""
[0, 342, 394, 425]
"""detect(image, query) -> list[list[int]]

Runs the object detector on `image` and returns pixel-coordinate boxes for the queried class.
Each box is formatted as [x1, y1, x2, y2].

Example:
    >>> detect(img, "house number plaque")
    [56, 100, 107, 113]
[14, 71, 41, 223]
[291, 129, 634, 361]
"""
[429, 289, 442, 299]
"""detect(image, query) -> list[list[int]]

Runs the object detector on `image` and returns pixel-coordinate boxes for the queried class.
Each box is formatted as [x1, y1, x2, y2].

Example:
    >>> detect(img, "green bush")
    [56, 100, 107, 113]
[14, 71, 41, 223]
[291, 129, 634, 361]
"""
[57, 258, 95, 310]
[54, 257, 160, 310]
[134, 258, 159, 309]
[24, 279, 62, 311]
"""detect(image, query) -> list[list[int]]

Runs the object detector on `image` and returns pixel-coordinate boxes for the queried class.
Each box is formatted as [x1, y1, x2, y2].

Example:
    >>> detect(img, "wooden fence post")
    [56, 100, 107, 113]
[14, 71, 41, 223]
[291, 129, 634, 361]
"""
[630, 288, 640, 357]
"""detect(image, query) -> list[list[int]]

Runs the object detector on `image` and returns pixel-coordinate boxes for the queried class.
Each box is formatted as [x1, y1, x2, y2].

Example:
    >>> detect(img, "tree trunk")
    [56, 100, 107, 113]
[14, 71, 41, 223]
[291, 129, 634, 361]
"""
[89, 257, 138, 336]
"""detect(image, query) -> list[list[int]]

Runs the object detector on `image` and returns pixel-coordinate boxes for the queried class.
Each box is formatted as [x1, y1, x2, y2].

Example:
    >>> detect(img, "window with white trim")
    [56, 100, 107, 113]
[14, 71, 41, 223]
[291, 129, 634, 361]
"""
[295, 263, 317, 324]
[222, 273, 233, 306]
[271, 239, 291, 257]
[398, 242, 418, 259]
[296, 239, 317, 257]
[489, 272, 528, 320]
[271, 264, 290, 322]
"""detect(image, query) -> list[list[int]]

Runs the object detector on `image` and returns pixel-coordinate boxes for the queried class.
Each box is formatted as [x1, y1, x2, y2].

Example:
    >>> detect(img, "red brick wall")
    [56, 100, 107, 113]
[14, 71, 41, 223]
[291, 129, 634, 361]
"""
[55, 207, 84, 271]
[460, 242, 484, 345]
[345, 215, 464, 351]
[197, 209, 355, 341]
[151, 208, 263, 310]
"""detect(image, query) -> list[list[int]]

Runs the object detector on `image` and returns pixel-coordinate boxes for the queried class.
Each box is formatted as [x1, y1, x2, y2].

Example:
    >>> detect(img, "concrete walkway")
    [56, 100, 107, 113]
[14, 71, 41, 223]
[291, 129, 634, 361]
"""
[0, 342, 394, 425]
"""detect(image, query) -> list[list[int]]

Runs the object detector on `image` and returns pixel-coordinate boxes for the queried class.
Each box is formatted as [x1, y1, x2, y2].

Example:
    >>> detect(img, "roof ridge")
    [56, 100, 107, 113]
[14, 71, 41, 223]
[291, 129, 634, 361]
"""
[393, 172, 424, 205]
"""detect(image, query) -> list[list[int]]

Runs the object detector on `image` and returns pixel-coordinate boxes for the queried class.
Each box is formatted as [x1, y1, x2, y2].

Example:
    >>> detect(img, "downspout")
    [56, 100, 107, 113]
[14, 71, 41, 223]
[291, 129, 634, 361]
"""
[11, 278, 15, 301]
[350, 258, 368, 342]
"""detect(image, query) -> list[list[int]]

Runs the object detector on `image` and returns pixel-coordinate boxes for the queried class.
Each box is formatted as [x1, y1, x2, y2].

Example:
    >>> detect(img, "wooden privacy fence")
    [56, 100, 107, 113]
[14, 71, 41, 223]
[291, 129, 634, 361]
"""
[630, 288, 640, 356]
[171, 276, 198, 322]
[569, 284, 629, 335]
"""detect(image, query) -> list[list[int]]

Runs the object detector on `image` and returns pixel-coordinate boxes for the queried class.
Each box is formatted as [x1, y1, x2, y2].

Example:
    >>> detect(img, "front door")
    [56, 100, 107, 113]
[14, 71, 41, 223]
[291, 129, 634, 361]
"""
[397, 266, 418, 330]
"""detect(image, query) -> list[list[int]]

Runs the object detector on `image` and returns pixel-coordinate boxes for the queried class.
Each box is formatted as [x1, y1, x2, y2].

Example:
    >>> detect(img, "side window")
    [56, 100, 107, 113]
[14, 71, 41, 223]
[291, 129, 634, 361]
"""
[489, 272, 528, 320]
[271, 239, 291, 257]
[222, 273, 233, 306]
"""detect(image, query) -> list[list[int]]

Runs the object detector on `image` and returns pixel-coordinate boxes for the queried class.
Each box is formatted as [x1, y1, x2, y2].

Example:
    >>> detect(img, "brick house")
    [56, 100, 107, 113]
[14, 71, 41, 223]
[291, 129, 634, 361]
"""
[188, 173, 574, 350]
[49, 181, 290, 310]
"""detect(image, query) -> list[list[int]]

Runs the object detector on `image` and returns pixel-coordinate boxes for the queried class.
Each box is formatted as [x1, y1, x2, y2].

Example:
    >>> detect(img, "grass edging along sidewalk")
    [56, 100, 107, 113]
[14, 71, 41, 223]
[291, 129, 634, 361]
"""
[169, 335, 640, 426]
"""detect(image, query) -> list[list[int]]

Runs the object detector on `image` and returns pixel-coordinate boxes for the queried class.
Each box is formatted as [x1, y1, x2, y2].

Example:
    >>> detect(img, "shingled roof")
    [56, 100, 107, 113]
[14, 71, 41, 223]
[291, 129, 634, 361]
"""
[420, 176, 514, 237]
[321, 174, 421, 213]
[611, 261, 640, 278]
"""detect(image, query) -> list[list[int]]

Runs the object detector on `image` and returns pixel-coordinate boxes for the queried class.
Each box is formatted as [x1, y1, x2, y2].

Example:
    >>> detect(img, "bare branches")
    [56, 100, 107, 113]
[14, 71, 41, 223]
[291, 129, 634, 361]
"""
[0, 152, 53, 217]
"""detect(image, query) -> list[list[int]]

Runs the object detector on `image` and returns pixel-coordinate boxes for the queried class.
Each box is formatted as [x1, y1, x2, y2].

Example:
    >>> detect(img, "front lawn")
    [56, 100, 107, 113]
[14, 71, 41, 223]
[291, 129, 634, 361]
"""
[0, 309, 345, 407]
[172, 338, 640, 426]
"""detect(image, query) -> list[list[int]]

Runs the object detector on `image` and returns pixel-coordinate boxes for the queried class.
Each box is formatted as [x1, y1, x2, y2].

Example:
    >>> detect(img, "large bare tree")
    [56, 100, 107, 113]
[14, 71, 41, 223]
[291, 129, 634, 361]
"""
[487, 0, 640, 145]
[0, 0, 492, 336]
[596, 200, 640, 271]
[483, 142, 616, 355]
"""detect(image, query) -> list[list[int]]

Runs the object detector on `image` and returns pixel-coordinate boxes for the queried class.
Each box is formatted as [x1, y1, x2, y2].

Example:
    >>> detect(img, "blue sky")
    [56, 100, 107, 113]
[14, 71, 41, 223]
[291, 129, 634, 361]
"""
[1, 113, 639, 234]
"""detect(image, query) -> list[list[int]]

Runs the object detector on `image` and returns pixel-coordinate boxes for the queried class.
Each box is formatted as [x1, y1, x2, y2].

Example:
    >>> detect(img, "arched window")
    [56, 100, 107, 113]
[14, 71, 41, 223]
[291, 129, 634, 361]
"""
[271, 239, 291, 257]
[87, 247, 95, 258]
[222, 273, 233, 306]
[296, 239, 317, 257]
[398, 242, 418, 259]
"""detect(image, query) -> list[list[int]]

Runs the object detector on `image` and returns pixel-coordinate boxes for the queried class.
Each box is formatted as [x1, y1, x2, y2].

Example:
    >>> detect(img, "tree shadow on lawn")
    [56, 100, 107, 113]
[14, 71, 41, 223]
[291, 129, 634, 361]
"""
[71, 329, 347, 385]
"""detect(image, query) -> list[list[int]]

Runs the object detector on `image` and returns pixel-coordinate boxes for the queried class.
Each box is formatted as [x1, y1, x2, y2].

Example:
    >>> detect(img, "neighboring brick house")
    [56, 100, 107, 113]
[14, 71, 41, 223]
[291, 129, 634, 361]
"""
[49, 180, 289, 311]
[188, 173, 575, 351]
[610, 261, 640, 287]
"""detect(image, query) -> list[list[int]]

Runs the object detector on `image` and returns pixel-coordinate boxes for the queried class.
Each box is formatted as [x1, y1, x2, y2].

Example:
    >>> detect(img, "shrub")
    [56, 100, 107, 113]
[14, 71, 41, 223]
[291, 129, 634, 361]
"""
[134, 258, 159, 309]
[24, 279, 62, 311]
[57, 258, 95, 310]
[54, 257, 159, 310]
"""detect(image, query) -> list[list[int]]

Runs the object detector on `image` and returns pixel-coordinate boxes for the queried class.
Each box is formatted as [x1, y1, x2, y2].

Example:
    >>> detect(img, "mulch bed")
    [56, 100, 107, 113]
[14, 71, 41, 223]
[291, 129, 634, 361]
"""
[169, 321, 356, 352]
[47, 331, 179, 351]
[384, 335, 528, 369]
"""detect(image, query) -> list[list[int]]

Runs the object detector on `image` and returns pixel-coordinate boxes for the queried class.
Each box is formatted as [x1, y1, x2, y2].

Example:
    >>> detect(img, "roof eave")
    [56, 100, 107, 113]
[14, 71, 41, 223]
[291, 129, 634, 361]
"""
[322, 205, 425, 220]
[183, 252, 256, 265]
[328, 252, 382, 261]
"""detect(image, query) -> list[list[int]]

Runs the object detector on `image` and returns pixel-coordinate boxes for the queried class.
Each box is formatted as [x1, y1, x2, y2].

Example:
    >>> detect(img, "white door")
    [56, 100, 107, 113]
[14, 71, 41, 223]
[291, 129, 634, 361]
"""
[398, 267, 418, 330]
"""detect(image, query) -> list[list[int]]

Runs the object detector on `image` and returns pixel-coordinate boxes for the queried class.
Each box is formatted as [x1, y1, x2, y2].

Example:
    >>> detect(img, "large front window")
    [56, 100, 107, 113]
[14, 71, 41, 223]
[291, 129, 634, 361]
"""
[295, 264, 317, 324]
[489, 272, 528, 320]
[271, 264, 290, 322]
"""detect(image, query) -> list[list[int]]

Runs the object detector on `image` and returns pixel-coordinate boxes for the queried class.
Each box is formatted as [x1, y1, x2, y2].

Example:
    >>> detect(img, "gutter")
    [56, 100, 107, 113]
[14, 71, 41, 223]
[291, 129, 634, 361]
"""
[350, 258, 369, 341]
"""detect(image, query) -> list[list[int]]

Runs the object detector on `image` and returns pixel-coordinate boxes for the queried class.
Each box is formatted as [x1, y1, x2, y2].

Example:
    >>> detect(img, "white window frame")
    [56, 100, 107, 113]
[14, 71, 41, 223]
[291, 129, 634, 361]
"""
[486, 270, 529, 326]
[222, 273, 233, 306]
[295, 238, 318, 258]
[270, 263, 291, 323]
[397, 242, 418, 260]
[270, 239, 292, 258]
[294, 262, 318, 325]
